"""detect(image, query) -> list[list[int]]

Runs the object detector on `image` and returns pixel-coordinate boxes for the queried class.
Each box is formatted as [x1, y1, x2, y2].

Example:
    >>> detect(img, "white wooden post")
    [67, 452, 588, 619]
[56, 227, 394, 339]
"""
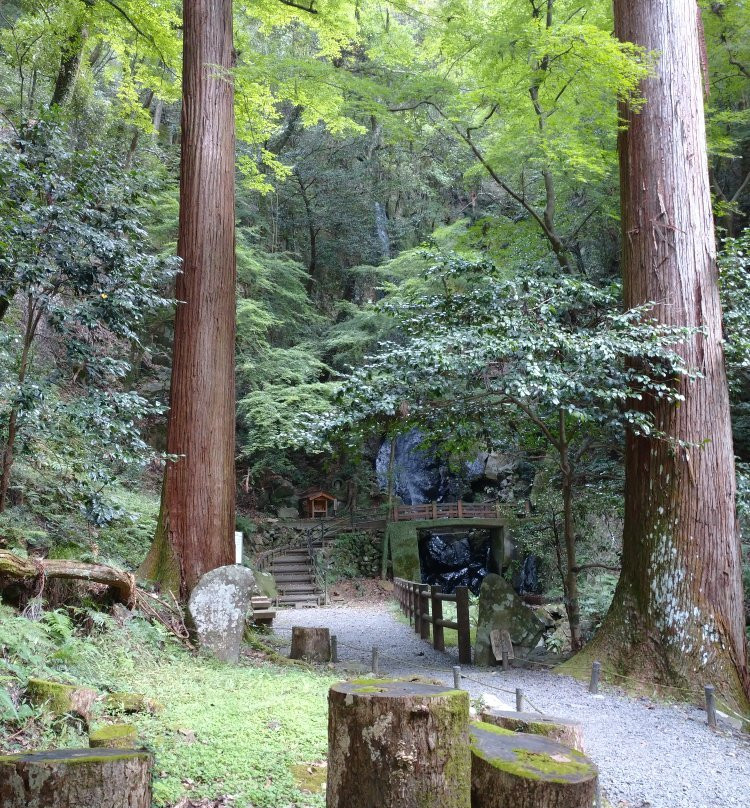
[234, 531, 243, 564]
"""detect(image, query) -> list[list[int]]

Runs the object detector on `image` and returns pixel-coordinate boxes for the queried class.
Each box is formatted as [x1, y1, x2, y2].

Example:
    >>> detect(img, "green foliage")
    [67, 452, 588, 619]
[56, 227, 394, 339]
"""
[0, 120, 176, 516]
[323, 532, 381, 581]
[307, 254, 697, 455]
[1, 602, 334, 808]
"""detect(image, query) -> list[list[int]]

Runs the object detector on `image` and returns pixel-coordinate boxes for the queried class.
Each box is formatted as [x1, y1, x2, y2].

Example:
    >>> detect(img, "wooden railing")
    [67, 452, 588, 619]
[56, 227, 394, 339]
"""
[393, 577, 472, 665]
[392, 501, 503, 522]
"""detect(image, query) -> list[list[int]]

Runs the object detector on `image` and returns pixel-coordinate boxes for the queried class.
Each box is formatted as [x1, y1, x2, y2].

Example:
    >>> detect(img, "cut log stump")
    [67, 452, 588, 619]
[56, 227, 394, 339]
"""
[290, 626, 331, 663]
[26, 678, 97, 723]
[470, 721, 597, 808]
[89, 723, 138, 748]
[479, 709, 585, 752]
[327, 678, 471, 808]
[0, 747, 151, 808]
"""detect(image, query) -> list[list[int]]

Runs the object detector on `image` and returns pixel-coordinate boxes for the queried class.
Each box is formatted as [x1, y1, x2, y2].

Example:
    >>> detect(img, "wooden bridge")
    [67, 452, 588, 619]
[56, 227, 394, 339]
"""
[391, 501, 506, 522]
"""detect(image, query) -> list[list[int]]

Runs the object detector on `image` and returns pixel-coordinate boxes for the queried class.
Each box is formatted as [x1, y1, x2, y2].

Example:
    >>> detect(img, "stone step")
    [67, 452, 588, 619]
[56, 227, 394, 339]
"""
[270, 563, 313, 574]
[277, 593, 322, 607]
[278, 583, 319, 594]
[274, 574, 316, 584]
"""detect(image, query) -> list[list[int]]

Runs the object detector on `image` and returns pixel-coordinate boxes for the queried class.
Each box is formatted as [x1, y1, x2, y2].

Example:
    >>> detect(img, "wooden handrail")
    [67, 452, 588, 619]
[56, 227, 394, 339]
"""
[393, 577, 472, 665]
[392, 501, 504, 522]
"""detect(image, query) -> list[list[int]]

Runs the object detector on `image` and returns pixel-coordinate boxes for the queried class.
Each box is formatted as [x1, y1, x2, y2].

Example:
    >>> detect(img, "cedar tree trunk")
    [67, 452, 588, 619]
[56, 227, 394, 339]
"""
[585, 0, 750, 707]
[140, 0, 236, 598]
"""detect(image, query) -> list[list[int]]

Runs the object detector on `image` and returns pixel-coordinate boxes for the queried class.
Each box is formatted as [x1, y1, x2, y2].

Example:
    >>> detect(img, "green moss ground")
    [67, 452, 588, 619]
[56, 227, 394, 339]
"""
[113, 656, 335, 807]
[1, 605, 335, 808]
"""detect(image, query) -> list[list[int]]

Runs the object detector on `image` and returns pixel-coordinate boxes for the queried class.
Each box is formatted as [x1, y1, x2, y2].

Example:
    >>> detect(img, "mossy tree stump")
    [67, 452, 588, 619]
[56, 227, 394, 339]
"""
[470, 721, 597, 808]
[89, 724, 138, 749]
[26, 678, 97, 723]
[290, 626, 331, 663]
[479, 709, 585, 753]
[327, 679, 471, 808]
[104, 691, 162, 715]
[0, 748, 151, 808]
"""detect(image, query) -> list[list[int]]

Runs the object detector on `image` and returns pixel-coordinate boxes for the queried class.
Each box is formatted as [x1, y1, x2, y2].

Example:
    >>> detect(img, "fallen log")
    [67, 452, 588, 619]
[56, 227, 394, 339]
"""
[0, 550, 135, 605]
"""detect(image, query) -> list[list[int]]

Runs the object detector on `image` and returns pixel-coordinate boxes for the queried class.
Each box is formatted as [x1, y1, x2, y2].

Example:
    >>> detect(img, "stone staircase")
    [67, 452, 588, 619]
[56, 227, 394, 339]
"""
[268, 544, 325, 607]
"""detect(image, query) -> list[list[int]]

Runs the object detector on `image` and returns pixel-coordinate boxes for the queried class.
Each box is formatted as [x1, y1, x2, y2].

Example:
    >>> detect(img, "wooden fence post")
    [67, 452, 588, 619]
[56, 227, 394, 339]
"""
[456, 586, 472, 665]
[419, 584, 430, 641]
[589, 661, 601, 695]
[414, 583, 422, 635]
[431, 585, 444, 651]
[705, 685, 717, 728]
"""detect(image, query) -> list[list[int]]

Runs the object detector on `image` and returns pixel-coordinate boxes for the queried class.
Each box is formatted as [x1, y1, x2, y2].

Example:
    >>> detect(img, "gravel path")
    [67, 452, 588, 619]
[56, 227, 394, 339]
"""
[274, 603, 750, 808]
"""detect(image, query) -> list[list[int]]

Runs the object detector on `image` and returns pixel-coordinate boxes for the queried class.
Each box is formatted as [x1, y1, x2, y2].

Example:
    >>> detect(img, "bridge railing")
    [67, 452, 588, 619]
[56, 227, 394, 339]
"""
[391, 501, 503, 522]
[393, 577, 472, 665]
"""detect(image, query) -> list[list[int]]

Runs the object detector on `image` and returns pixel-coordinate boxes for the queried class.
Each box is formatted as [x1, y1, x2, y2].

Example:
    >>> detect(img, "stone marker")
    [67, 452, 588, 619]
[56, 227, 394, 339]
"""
[327, 678, 471, 808]
[490, 628, 514, 661]
[187, 565, 256, 663]
[470, 721, 597, 808]
[0, 748, 151, 808]
[474, 574, 545, 666]
[479, 709, 585, 753]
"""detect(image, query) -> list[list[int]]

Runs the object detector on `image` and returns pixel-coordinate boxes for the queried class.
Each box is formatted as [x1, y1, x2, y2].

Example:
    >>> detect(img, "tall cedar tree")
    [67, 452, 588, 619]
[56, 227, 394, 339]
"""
[140, 0, 237, 597]
[584, 0, 750, 707]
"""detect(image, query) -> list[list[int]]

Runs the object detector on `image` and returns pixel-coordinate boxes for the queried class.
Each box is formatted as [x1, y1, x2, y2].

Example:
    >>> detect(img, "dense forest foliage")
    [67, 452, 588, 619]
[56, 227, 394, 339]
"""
[1, 0, 749, 647]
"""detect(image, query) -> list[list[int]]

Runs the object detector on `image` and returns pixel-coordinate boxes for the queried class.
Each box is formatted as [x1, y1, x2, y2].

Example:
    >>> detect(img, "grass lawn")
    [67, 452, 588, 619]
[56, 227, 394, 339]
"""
[1, 606, 334, 808]
[107, 655, 334, 807]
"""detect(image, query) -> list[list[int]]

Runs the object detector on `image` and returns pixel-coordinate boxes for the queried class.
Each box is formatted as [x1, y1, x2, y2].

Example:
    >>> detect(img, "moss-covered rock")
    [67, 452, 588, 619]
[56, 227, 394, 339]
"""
[474, 574, 545, 665]
[26, 678, 97, 721]
[89, 723, 138, 749]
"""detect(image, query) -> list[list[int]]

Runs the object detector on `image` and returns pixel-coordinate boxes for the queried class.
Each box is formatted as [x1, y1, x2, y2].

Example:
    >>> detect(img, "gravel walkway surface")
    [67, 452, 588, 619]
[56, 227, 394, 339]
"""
[274, 602, 750, 808]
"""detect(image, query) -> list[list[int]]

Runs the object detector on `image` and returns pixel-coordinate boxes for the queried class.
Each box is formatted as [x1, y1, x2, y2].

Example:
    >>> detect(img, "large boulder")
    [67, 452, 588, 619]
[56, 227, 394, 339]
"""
[474, 574, 545, 666]
[187, 565, 256, 664]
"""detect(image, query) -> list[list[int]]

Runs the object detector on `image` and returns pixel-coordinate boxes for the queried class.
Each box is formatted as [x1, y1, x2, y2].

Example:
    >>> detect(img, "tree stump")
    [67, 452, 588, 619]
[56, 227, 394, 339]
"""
[470, 721, 597, 808]
[479, 709, 585, 752]
[290, 626, 331, 663]
[26, 678, 97, 723]
[89, 724, 138, 748]
[327, 679, 471, 808]
[0, 748, 151, 808]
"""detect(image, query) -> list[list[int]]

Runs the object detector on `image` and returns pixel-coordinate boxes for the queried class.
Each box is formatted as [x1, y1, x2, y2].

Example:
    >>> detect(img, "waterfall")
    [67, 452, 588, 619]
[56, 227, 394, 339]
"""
[374, 201, 391, 261]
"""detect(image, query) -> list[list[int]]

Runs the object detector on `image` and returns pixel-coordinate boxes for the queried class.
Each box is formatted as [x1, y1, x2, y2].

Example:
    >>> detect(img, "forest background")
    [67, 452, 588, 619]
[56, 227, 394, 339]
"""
[1, 0, 749, 656]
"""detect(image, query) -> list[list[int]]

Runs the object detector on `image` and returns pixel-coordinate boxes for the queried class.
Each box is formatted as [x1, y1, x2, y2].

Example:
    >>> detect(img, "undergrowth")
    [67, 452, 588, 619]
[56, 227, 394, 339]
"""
[0, 602, 333, 807]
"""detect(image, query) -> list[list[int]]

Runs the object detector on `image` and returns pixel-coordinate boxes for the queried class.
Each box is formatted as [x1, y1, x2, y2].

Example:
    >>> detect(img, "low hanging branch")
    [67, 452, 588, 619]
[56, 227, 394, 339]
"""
[0, 550, 136, 606]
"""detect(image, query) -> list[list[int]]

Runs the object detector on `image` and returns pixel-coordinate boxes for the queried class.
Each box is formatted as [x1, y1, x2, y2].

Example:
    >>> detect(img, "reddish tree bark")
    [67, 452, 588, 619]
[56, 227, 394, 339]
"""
[585, 0, 750, 708]
[140, 0, 236, 598]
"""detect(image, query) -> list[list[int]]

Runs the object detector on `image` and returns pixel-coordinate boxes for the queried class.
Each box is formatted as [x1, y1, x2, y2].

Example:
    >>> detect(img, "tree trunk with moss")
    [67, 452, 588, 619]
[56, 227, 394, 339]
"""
[327, 679, 471, 808]
[586, 0, 750, 707]
[470, 722, 597, 808]
[139, 0, 236, 599]
[479, 710, 584, 753]
[0, 748, 151, 808]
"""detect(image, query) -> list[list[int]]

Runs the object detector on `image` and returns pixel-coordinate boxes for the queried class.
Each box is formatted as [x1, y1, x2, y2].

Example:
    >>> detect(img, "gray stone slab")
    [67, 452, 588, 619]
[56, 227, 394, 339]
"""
[187, 565, 256, 664]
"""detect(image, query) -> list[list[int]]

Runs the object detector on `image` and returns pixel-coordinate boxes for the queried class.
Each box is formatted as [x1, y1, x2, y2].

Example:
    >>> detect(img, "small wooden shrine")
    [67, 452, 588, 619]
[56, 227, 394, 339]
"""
[300, 489, 337, 519]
